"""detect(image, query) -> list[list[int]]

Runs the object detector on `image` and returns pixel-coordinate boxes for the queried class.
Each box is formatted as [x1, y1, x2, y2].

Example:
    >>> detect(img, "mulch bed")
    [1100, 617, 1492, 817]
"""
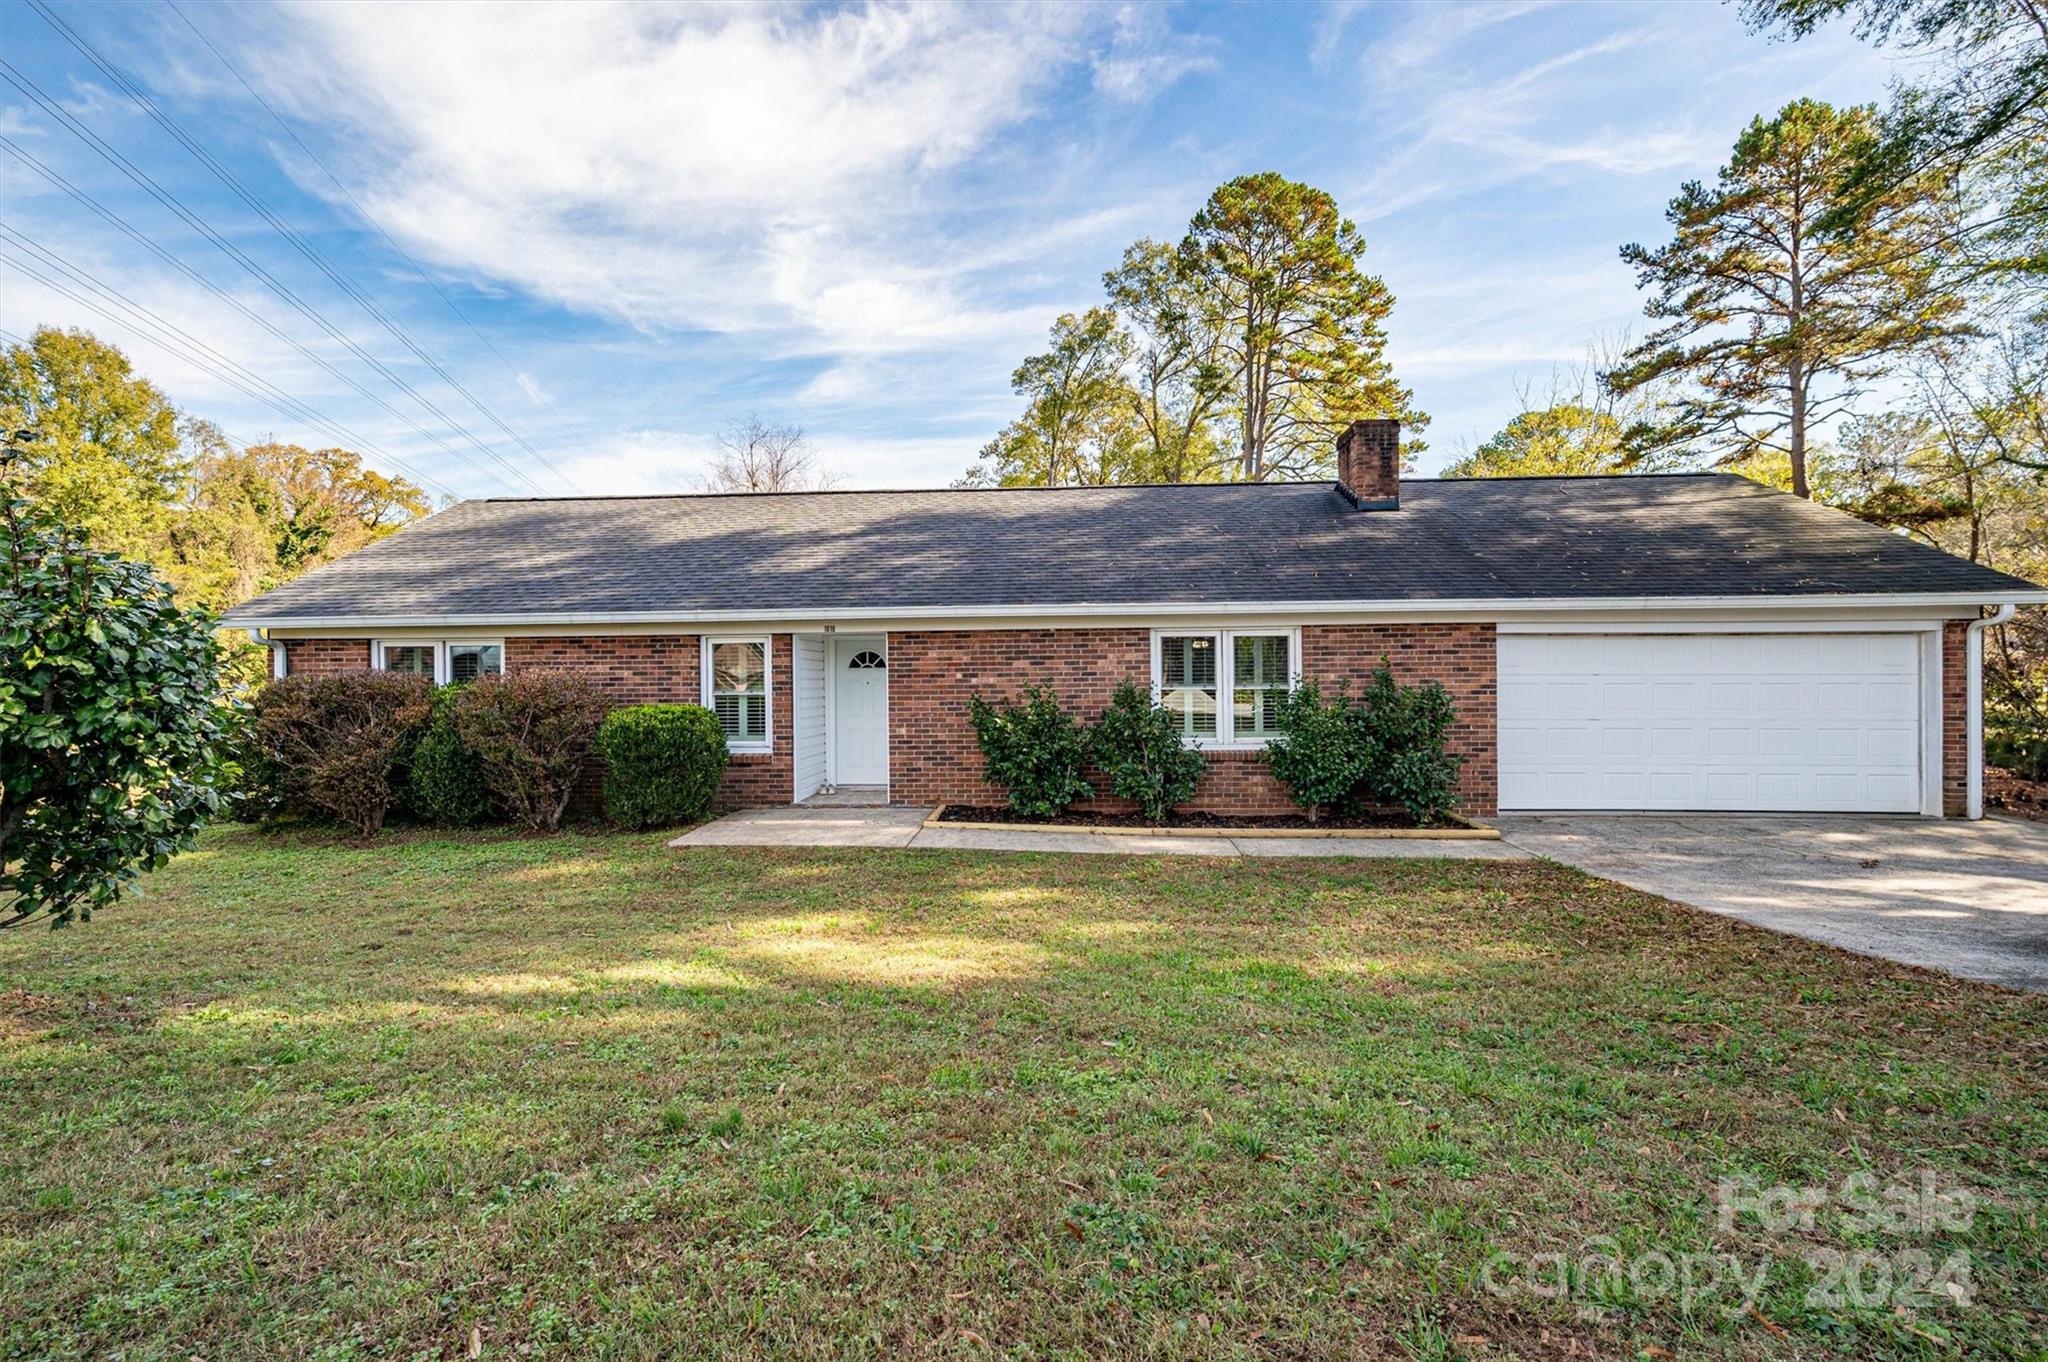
[932, 804, 1446, 831]
[1987, 766, 2048, 823]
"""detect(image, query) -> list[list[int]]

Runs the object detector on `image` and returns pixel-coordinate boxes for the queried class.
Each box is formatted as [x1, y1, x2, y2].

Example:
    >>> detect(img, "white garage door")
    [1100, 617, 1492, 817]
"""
[1499, 633, 1924, 813]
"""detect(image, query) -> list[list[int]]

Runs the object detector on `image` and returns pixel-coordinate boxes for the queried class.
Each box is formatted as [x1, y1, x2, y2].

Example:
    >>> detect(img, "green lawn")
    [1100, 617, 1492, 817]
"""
[2, 829, 2042, 1360]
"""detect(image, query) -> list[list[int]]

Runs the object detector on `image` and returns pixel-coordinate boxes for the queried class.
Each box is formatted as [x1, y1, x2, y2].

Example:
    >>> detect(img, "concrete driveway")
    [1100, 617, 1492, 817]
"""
[1496, 814, 2048, 992]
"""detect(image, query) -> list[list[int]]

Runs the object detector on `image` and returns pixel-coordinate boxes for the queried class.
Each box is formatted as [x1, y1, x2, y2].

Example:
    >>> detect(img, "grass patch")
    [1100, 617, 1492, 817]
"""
[2, 826, 2043, 1359]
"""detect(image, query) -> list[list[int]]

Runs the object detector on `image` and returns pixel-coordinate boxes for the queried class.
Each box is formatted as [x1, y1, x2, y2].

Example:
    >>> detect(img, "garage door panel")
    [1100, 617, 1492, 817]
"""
[1499, 633, 1924, 813]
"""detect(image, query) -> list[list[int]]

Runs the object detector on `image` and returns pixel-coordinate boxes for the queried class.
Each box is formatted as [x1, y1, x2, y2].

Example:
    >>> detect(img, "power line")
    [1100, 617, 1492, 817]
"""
[0, 238, 462, 501]
[0, 59, 538, 497]
[164, 0, 588, 459]
[0, 224, 461, 499]
[30, 0, 581, 496]
[1, 131, 491, 497]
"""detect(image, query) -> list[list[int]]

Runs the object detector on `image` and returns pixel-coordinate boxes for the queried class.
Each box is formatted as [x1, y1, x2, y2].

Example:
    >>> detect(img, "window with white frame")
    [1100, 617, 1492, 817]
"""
[372, 640, 503, 684]
[1152, 629, 1298, 745]
[704, 637, 770, 748]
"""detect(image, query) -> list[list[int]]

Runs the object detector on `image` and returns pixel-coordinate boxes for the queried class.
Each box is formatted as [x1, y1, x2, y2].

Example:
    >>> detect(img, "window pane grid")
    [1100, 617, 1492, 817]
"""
[1231, 634, 1289, 740]
[1156, 631, 1292, 744]
[710, 641, 769, 744]
[1159, 635, 1219, 738]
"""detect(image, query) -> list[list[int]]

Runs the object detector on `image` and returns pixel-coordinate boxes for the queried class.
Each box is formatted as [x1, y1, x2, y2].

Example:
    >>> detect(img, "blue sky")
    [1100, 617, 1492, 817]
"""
[0, 1, 1902, 499]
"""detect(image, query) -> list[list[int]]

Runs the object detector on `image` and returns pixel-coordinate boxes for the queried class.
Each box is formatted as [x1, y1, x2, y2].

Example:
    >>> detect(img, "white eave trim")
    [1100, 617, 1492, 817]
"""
[219, 589, 2048, 632]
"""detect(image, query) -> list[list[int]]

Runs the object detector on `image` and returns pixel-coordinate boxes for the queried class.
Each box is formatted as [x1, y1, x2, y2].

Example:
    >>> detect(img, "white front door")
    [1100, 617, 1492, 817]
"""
[1499, 632, 1926, 813]
[833, 638, 889, 786]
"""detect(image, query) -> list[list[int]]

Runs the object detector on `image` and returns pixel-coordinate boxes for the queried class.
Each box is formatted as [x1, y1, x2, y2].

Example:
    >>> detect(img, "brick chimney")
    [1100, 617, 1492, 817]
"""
[1335, 419, 1401, 510]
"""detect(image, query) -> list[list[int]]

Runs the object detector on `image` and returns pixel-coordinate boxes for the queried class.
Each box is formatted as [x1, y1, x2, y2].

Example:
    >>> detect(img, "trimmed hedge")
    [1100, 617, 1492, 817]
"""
[408, 686, 492, 826]
[250, 671, 434, 837]
[594, 704, 729, 829]
[1265, 663, 1461, 825]
[450, 672, 610, 831]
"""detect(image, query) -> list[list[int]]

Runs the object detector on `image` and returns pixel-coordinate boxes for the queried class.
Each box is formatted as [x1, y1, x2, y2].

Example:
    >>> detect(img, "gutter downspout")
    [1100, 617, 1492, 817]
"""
[246, 628, 286, 680]
[1966, 602, 2019, 820]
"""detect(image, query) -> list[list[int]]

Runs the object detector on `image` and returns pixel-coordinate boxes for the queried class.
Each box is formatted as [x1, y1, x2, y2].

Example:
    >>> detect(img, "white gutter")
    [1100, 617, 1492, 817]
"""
[1966, 602, 2020, 820]
[219, 588, 2048, 633]
[245, 627, 286, 680]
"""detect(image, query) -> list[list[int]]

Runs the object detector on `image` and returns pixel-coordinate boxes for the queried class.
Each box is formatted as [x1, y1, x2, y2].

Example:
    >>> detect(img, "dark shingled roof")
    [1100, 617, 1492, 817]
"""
[220, 474, 2042, 624]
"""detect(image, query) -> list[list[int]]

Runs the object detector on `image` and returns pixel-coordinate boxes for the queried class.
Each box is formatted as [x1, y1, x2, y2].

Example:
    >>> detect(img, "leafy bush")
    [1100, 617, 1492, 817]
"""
[1263, 680, 1374, 824]
[251, 671, 433, 837]
[408, 686, 493, 826]
[966, 685, 1094, 817]
[1987, 722, 2048, 781]
[1090, 680, 1206, 823]
[1356, 663, 1461, 826]
[594, 704, 729, 829]
[217, 711, 292, 824]
[450, 672, 609, 831]
[1, 495, 236, 928]
[1265, 663, 1461, 825]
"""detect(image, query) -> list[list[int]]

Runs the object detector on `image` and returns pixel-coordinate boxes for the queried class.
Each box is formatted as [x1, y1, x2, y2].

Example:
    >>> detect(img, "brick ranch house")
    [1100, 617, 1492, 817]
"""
[222, 421, 2045, 820]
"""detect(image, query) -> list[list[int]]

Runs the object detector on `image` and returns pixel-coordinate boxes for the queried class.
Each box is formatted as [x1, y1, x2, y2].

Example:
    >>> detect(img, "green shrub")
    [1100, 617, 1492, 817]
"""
[1357, 664, 1461, 826]
[966, 685, 1094, 817]
[594, 704, 729, 829]
[1987, 722, 2048, 781]
[217, 712, 292, 824]
[251, 671, 434, 837]
[1265, 663, 1461, 825]
[450, 672, 610, 831]
[1, 495, 237, 926]
[408, 687, 492, 826]
[1263, 679, 1374, 824]
[1090, 680, 1206, 824]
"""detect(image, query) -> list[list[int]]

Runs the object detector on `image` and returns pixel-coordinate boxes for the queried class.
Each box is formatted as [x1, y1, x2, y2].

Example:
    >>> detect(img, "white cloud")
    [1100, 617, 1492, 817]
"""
[228, 1, 1188, 359]
[1091, 5, 1218, 103]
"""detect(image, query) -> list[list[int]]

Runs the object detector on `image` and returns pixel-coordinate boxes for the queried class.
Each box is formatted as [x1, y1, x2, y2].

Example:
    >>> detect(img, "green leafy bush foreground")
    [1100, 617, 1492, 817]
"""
[1090, 681, 1206, 824]
[0, 494, 234, 927]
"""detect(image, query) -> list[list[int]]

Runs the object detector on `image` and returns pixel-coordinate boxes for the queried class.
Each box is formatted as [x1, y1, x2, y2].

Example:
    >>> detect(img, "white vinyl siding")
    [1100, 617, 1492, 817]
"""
[703, 637, 771, 750]
[792, 634, 827, 801]
[1151, 628, 1300, 747]
[1499, 632, 1925, 812]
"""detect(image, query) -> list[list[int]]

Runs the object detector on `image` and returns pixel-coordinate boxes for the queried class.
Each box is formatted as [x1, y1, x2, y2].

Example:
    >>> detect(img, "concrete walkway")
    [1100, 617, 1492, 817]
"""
[1497, 814, 2048, 992]
[670, 805, 1526, 859]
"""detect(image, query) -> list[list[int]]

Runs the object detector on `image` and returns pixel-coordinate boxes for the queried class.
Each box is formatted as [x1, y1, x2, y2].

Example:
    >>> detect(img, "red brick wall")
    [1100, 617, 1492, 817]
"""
[1943, 620, 1967, 817]
[281, 638, 370, 674]
[885, 623, 1499, 817]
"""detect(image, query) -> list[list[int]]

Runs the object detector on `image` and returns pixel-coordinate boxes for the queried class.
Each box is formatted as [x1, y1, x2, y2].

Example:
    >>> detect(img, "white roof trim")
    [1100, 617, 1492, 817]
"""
[224, 590, 2048, 631]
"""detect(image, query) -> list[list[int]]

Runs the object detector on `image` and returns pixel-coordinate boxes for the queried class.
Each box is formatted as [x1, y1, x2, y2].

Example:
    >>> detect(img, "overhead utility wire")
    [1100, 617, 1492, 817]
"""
[0, 61, 532, 497]
[0, 238, 461, 500]
[164, 0, 588, 464]
[0, 222, 462, 499]
[2, 131, 483, 497]
[30, 0, 578, 495]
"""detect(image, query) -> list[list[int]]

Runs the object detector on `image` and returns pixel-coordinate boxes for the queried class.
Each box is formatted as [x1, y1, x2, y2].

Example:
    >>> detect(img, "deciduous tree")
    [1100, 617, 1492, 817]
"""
[0, 327, 184, 555]
[966, 309, 1145, 487]
[703, 415, 835, 492]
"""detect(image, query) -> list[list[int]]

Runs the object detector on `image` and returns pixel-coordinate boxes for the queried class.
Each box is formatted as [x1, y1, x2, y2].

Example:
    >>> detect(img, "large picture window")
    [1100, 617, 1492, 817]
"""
[1151, 629, 1299, 746]
[704, 637, 771, 749]
[372, 640, 503, 685]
